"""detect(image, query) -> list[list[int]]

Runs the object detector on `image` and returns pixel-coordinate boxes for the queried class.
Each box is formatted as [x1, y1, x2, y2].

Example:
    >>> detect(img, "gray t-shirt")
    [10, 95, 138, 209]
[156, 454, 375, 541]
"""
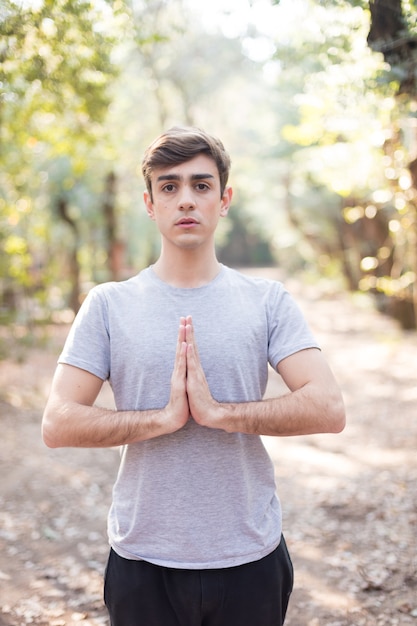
[59, 265, 319, 569]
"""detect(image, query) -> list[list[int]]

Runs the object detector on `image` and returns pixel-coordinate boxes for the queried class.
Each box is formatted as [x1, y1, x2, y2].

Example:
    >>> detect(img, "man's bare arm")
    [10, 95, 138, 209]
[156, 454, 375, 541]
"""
[185, 317, 345, 436]
[42, 324, 190, 448]
[218, 350, 345, 436]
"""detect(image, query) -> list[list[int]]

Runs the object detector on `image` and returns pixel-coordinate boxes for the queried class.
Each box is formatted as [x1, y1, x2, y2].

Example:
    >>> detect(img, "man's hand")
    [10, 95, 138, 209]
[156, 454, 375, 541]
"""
[169, 315, 345, 437]
[183, 316, 222, 428]
[179, 315, 345, 437]
[42, 320, 193, 449]
[164, 319, 191, 432]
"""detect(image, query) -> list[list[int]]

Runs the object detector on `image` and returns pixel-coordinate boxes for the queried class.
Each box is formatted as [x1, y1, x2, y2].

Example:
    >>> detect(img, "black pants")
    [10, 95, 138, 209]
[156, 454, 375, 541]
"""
[104, 536, 293, 626]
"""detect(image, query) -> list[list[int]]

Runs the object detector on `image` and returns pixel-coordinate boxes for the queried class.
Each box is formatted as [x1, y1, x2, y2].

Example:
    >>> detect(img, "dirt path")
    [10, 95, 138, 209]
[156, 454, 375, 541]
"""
[0, 270, 416, 625]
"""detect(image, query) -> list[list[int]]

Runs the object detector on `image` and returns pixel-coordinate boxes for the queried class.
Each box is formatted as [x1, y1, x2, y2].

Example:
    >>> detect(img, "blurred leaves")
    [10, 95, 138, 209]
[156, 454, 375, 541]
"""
[265, 0, 417, 327]
[0, 0, 120, 321]
[1, 0, 417, 329]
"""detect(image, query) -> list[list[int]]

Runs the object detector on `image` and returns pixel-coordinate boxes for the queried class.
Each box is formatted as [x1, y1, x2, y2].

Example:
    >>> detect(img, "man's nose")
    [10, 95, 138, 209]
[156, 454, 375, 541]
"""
[178, 186, 196, 210]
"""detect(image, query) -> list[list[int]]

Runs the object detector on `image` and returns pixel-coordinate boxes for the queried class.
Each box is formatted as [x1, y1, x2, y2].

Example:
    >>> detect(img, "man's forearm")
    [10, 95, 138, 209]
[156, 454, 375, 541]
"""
[199, 385, 345, 437]
[42, 401, 184, 448]
[43, 341, 190, 449]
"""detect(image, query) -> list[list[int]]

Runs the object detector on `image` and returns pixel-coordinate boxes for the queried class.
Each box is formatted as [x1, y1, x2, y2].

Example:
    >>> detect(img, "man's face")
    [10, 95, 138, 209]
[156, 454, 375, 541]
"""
[144, 154, 232, 251]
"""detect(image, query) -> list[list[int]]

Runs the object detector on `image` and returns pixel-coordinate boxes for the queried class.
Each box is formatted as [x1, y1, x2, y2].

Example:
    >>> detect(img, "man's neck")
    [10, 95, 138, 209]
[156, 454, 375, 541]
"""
[152, 250, 221, 288]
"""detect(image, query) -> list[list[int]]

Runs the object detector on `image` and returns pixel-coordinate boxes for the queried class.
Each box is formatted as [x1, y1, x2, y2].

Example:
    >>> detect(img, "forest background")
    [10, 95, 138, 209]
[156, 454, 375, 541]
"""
[1, 0, 417, 341]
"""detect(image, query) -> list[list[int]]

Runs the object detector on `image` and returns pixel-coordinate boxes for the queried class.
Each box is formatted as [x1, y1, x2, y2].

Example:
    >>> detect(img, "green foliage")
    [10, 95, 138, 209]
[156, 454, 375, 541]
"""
[261, 0, 417, 327]
[2, 0, 417, 331]
[1, 0, 116, 145]
[0, 0, 119, 320]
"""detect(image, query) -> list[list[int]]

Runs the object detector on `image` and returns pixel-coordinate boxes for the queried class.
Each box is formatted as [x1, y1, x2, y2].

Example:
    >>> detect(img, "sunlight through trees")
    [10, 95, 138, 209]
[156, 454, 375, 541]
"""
[1, 0, 417, 330]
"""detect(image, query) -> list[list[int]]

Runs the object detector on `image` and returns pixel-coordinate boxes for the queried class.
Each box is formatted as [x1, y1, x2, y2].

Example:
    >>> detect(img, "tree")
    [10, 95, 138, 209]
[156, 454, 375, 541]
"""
[266, 0, 417, 328]
[0, 0, 119, 319]
[367, 0, 417, 94]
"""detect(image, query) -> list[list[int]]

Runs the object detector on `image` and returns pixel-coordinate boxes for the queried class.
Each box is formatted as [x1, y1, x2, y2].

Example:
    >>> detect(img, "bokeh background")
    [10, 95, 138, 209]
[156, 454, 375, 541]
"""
[2, 0, 417, 338]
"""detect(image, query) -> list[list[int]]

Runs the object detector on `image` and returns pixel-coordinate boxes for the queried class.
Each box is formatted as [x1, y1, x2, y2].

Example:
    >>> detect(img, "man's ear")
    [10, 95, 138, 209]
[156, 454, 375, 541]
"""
[220, 186, 233, 217]
[144, 191, 155, 220]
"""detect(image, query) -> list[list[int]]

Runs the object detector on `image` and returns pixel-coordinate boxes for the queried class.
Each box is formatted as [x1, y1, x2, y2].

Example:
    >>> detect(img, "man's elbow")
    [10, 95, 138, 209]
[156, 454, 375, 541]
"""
[328, 393, 346, 433]
[42, 421, 59, 448]
[42, 406, 65, 448]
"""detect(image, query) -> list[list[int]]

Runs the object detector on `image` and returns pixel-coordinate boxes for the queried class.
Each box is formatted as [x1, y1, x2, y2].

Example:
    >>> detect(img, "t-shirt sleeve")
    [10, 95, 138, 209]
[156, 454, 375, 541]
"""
[58, 286, 110, 381]
[267, 284, 320, 370]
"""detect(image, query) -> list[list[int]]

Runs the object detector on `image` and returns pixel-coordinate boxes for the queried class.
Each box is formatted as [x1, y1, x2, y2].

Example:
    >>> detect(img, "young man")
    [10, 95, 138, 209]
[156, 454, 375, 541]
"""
[42, 126, 345, 626]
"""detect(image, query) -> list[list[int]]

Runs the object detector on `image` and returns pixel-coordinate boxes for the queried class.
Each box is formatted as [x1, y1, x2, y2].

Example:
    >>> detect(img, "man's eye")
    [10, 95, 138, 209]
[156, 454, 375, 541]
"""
[163, 184, 176, 192]
[196, 183, 209, 191]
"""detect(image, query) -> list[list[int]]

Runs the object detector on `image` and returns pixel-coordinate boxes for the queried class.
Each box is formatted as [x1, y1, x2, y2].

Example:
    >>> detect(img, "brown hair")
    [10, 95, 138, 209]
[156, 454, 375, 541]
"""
[142, 126, 231, 201]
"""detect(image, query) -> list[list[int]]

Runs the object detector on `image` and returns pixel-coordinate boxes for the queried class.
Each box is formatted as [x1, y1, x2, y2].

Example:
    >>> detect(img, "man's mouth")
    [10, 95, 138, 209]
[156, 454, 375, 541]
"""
[176, 217, 199, 227]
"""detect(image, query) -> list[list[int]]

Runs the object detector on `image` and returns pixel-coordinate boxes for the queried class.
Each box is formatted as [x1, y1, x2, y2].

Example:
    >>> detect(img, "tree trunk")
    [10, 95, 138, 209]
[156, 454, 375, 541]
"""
[367, 0, 417, 94]
[56, 197, 81, 313]
[102, 171, 124, 281]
